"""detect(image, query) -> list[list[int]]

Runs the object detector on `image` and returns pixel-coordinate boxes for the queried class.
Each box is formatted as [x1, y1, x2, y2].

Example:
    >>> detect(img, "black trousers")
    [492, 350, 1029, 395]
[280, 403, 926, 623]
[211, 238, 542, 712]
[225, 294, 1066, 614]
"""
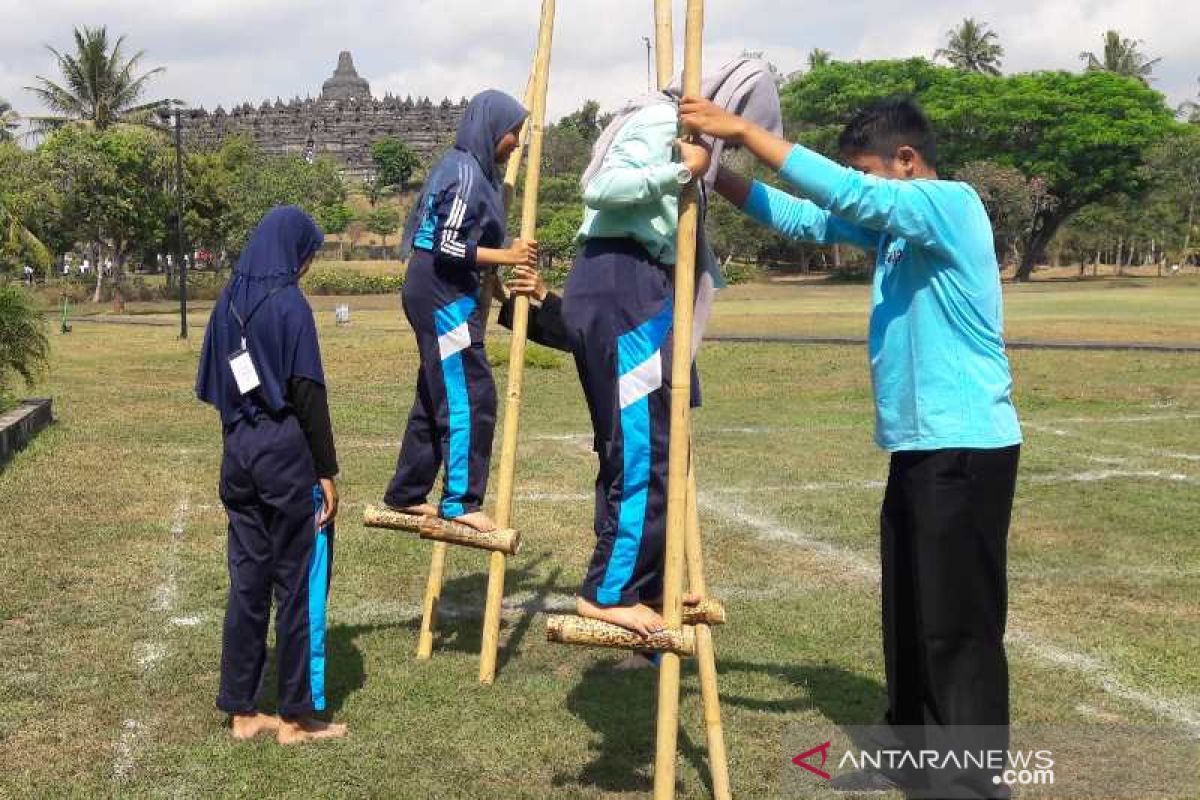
[385, 250, 496, 518]
[217, 414, 332, 718]
[881, 445, 1020, 798]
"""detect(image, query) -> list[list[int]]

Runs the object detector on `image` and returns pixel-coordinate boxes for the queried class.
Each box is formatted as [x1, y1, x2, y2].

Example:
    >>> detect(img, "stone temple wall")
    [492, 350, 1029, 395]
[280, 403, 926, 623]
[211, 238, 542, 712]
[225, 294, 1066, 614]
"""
[182, 53, 465, 183]
[184, 96, 465, 183]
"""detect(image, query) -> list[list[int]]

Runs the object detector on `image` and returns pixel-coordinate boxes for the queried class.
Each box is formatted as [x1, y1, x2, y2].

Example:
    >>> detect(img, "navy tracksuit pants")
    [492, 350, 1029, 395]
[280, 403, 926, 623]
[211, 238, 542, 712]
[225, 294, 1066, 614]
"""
[217, 413, 332, 718]
[562, 238, 697, 607]
[385, 250, 496, 518]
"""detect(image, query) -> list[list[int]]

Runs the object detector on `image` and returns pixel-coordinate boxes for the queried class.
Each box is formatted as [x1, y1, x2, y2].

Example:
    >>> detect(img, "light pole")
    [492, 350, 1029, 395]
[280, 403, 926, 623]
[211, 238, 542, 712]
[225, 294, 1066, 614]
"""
[643, 36, 653, 91]
[156, 103, 191, 340]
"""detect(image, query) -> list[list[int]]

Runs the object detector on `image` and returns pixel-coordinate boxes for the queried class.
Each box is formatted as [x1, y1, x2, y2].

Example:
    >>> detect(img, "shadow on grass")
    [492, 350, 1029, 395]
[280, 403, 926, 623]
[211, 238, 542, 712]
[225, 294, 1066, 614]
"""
[553, 657, 885, 794]
[398, 550, 572, 680]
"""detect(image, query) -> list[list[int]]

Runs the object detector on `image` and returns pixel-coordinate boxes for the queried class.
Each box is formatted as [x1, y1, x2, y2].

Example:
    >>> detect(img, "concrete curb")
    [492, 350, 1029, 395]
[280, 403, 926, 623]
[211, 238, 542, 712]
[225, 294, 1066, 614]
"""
[0, 398, 54, 466]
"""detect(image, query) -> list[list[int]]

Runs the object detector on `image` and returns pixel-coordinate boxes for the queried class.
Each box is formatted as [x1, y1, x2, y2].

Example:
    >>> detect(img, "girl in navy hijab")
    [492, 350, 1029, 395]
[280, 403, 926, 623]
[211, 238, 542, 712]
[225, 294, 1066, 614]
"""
[383, 89, 536, 533]
[196, 205, 346, 745]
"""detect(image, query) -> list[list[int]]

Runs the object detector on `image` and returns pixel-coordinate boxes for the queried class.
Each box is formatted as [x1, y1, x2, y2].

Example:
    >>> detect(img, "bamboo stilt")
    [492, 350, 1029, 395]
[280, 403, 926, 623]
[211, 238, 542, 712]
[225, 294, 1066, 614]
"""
[362, 505, 520, 554]
[478, 0, 556, 686]
[416, 542, 447, 659]
[686, 457, 732, 800]
[654, 0, 673, 89]
[654, 1, 704, 797]
[545, 615, 697, 657]
[479, 76, 537, 337]
[681, 597, 726, 626]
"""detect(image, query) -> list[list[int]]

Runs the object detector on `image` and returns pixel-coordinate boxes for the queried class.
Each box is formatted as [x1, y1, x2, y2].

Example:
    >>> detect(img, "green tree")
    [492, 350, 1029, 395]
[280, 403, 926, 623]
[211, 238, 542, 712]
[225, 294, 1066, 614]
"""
[1145, 127, 1200, 264]
[371, 136, 421, 192]
[26, 26, 171, 133]
[0, 285, 49, 408]
[365, 206, 402, 249]
[955, 161, 1054, 265]
[807, 49, 833, 71]
[1079, 30, 1160, 84]
[934, 18, 1004, 76]
[186, 136, 347, 258]
[40, 123, 172, 298]
[0, 98, 19, 142]
[0, 142, 56, 274]
[782, 60, 1178, 279]
[316, 203, 355, 260]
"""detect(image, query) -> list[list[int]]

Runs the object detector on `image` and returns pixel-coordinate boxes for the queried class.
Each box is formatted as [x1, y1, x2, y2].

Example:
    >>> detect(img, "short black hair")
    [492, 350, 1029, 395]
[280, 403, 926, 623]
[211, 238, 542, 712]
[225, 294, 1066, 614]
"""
[837, 96, 937, 167]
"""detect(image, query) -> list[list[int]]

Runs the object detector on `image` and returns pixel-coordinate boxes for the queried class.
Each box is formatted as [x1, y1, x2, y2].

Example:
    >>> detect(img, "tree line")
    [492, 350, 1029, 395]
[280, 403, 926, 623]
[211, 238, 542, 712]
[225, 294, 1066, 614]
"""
[2, 23, 1200, 291]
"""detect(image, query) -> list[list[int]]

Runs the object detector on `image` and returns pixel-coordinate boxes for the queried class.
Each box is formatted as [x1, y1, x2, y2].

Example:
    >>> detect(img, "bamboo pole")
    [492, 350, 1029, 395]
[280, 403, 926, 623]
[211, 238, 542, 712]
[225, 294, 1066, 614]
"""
[478, 0, 556, 686]
[546, 615, 697, 657]
[685, 457, 732, 800]
[479, 75, 537, 336]
[654, 0, 703, 796]
[417, 543, 447, 659]
[654, 0, 674, 90]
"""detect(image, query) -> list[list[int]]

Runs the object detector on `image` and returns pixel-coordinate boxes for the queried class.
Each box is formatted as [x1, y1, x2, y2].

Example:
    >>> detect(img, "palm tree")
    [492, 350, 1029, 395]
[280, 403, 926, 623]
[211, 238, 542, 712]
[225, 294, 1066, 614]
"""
[24, 26, 169, 131]
[807, 48, 833, 71]
[1179, 78, 1200, 124]
[934, 18, 1004, 76]
[0, 98, 19, 141]
[1079, 30, 1160, 84]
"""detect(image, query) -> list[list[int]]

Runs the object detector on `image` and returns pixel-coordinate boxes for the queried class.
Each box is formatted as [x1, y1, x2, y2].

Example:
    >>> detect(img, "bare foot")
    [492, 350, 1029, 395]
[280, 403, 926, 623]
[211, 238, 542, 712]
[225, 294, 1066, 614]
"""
[276, 716, 348, 745]
[450, 511, 498, 532]
[386, 502, 437, 517]
[229, 711, 279, 740]
[577, 596, 665, 637]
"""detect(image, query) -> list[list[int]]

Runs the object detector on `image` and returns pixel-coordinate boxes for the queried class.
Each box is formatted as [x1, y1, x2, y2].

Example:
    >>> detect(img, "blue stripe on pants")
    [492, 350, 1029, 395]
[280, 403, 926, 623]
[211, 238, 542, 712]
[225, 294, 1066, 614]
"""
[596, 300, 674, 605]
[440, 350, 471, 519]
[308, 485, 331, 712]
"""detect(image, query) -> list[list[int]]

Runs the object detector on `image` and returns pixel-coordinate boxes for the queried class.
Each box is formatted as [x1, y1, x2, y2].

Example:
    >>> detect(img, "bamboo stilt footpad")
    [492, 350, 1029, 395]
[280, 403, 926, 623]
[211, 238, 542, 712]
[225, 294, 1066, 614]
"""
[545, 615, 697, 657]
[363, 506, 520, 555]
[681, 598, 726, 626]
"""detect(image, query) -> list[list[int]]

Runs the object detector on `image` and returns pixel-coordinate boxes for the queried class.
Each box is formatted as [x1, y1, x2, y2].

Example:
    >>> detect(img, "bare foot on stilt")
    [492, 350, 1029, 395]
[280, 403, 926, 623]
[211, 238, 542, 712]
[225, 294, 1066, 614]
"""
[276, 716, 348, 745]
[386, 502, 437, 517]
[451, 511, 498, 532]
[229, 711, 279, 740]
[576, 596, 665, 637]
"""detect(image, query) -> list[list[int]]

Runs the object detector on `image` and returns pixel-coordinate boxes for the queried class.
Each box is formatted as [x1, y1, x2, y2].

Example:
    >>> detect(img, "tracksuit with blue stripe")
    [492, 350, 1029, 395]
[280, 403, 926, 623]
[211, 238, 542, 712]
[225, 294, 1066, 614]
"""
[563, 238, 693, 607]
[217, 412, 334, 717]
[385, 155, 501, 518]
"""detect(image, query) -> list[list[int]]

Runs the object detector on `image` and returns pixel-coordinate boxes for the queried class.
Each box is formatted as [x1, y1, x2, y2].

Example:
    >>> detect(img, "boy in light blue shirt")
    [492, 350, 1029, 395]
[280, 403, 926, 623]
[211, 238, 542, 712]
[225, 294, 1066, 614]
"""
[681, 96, 1020, 798]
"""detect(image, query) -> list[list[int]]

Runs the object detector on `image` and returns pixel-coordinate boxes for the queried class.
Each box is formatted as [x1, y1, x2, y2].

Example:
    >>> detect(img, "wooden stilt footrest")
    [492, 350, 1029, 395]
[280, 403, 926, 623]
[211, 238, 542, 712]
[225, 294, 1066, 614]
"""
[545, 615, 697, 657]
[682, 598, 726, 626]
[363, 506, 521, 555]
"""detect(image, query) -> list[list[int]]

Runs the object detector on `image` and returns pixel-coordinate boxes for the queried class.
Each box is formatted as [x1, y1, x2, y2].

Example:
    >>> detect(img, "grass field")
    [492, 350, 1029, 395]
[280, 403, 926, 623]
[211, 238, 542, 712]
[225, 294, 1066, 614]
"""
[1, 277, 1197, 798]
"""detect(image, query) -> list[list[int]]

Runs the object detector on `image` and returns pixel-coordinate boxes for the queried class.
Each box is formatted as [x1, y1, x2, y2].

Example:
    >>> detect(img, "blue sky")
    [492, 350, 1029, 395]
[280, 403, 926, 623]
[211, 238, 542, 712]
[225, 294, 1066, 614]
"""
[1, 0, 1195, 124]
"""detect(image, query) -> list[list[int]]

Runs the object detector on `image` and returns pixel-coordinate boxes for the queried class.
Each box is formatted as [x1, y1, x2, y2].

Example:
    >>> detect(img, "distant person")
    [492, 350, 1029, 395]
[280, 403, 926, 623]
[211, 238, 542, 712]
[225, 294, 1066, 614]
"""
[681, 94, 1021, 797]
[23, 264, 35, 285]
[62, 256, 72, 277]
[79, 258, 90, 276]
[381, 89, 534, 533]
[196, 206, 346, 745]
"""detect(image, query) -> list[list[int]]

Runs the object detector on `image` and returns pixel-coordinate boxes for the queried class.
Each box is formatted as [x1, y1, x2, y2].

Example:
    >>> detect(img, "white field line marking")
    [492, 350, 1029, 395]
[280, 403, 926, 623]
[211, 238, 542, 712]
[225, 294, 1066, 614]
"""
[1029, 412, 1200, 426]
[1024, 421, 1200, 463]
[697, 495, 1200, 733]
[113, 493, 189, 781]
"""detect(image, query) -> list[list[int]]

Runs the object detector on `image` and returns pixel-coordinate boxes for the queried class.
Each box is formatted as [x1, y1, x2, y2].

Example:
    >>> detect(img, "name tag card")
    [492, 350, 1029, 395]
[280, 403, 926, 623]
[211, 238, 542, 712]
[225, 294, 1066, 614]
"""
[228, 342, 261, 395]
